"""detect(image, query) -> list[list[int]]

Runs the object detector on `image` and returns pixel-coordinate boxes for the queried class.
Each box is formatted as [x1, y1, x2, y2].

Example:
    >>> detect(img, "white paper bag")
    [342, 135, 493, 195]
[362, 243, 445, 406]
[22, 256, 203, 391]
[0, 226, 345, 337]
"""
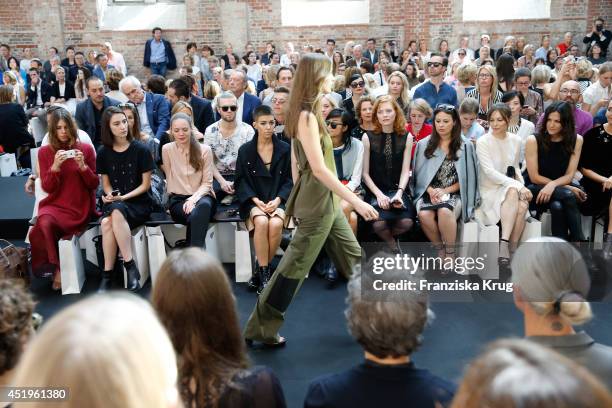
[122, 227, 150, 288]
[79, 226, 99, 266]
[235, 222, 253, 282]
[59, 236, 86, 295]
[146, 226, 167, 285]
[0, 153, 17, 177]
[520, 217, 542, 242]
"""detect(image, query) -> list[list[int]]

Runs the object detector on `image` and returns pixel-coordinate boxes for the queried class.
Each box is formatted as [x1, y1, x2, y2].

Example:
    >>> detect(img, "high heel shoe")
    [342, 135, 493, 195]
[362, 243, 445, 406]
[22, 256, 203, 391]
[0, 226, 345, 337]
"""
[98, 269, 113, 293]
[245, 336, 287, 349]
[498, 238, 511, 267]
[124, 260, 141, 292]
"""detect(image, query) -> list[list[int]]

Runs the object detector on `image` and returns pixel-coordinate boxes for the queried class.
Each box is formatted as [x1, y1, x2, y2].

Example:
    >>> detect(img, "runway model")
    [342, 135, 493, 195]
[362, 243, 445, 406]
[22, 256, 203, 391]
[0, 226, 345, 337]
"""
[243, 53, 379, 347]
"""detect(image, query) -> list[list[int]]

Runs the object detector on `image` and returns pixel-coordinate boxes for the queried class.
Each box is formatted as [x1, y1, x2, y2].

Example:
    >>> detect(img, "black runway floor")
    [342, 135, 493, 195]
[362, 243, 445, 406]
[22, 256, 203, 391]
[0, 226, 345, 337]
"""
[27, 260, 612, 407]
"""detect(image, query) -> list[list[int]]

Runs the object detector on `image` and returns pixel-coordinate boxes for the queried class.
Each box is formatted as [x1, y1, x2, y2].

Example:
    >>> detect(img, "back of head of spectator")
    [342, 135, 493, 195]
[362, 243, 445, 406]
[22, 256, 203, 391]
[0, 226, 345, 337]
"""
[152, 248, 249, 408]
[531, 64, 552, 86]
[575, 59, 594, 80]
[106, 68, 124, 92]
[457, 62, 477, 86]
[12, 294, 179, 408]
[0, 279, 35, 386]
[450, 338, 612, 408]
[0, 84, 13, 104]
[496, 53, 516, 87]
[203, 80, 221, 101]
[346, 260, 430, 359]
[146, 74, 167, 95]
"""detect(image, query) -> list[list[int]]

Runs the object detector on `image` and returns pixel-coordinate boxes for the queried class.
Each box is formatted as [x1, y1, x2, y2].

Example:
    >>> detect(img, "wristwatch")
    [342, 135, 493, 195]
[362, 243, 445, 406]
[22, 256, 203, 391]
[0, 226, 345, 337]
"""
[28, 174, 36, 181]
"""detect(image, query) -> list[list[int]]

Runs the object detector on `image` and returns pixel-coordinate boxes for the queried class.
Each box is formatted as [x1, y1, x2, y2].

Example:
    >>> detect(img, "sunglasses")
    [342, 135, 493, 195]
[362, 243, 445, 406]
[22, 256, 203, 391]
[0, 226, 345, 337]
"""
[118, 102, 136, 108]
[427, 62, 444, 68]
[435, 103, 456, 113]
[325, 120, 343, 129]
[220, 105, 238, 112]
[350, 81, 365, 88]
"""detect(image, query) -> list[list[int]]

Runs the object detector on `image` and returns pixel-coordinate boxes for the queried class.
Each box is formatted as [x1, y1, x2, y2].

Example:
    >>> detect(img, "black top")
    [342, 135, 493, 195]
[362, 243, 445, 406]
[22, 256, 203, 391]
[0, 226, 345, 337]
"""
[186, 365, 286, 408]
[351, 126, 367, 140]
[304, 360, 455, 408]
[342, 97, 359, 133]
[536, 139, 571, 182]
[0, 103, 34, 153]
[366, 131, 408, 193]
[235, 134, 293, 219]
[93, 104, 104, 148]
[580, 125, 612, 187]
[51, 80, 76, 100]
[96, 140, 155, 206]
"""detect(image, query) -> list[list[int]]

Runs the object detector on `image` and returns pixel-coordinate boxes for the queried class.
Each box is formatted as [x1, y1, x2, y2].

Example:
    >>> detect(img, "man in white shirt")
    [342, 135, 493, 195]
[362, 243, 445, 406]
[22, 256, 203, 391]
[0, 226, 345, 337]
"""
[325, 39, 336, 60]
[582, 62, 612, 116]
[101, 42, 127, 76]
[204, 91, 255, 200]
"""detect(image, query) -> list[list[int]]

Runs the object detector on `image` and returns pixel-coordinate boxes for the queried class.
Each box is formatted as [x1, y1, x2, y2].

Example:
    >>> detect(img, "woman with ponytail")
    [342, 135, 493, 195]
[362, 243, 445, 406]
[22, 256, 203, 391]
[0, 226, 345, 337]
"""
[511, 237, 612, 389]
[161, 112, 216, 248]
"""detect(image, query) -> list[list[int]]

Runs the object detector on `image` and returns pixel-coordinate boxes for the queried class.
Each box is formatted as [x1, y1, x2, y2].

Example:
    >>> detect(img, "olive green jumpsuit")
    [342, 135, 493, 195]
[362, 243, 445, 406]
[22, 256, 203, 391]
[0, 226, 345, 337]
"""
[243, 132, 362, 343]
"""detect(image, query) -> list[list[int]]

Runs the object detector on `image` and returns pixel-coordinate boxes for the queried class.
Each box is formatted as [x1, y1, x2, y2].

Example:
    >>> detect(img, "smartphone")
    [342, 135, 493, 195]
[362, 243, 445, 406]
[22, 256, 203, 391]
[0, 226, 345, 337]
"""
[111, 189, 120, 197]
[522, 105, 530, 109]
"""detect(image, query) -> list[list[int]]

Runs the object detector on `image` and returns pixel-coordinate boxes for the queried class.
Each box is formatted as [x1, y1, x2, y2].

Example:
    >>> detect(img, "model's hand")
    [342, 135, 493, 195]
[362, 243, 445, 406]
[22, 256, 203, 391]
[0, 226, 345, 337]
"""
[355, 200, 379, 221]
[536, 183, 555, 204]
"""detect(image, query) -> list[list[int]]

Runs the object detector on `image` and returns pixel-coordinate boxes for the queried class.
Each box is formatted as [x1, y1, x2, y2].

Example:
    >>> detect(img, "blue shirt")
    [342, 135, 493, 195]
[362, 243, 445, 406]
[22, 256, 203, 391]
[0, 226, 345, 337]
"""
[150, 39, 166, 64]
[413, 81, 458, 111]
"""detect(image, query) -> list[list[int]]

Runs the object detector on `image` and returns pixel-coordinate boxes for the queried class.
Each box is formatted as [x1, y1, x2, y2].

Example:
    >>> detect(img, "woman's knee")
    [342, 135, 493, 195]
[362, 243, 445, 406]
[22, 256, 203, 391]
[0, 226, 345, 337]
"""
[517, 200, 529, 215]
[437, 207, 454, 221]
[549, 200, 563, 212]
[269, 217, 284, 233]
[253, 215, 269, 229]
[110, 209, 125, 223]
[503, 188, 520, 204]
[101, 216, 113, 232]
[418, 210, 435, 224]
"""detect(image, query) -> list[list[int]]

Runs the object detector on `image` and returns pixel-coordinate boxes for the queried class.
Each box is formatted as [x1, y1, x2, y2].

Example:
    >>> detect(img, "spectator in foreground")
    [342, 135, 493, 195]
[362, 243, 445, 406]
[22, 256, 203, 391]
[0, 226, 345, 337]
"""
[511, 236, 612, 389]
[304, 262, 455, 408]
[450, 338, 612, 407]
[152, 248, 287, 408]
[12, 294, 180, 408]
[0, 279, 35, 388]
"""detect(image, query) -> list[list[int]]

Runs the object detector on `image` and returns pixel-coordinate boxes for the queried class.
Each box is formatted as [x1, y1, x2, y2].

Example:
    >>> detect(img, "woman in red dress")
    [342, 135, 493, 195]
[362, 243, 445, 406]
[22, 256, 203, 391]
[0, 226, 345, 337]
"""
[29, 109, 98, 290]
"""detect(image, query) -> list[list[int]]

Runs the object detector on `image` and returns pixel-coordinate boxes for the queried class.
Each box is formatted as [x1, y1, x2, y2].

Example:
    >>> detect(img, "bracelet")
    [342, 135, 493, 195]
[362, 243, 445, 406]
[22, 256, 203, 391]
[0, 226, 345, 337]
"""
[28, 174, 36, 181]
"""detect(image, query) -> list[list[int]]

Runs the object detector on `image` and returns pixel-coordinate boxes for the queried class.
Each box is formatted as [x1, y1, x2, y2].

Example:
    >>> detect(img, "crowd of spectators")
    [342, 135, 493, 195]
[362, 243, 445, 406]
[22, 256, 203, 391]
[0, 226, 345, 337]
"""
[1, 16, 612, 408]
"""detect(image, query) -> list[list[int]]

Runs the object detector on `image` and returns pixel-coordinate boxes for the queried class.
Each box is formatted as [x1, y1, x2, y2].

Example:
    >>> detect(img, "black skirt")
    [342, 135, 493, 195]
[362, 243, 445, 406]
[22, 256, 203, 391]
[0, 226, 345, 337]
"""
[102, 201, 151, 230]
[366, 190, 416, 222]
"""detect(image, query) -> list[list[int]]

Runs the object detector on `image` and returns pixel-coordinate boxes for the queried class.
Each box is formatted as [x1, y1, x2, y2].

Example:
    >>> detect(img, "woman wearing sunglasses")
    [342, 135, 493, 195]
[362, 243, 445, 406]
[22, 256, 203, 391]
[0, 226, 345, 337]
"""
[342, 73, 367, 132]
[363, 95, 415, 250]
[411, 104, 479, 268]
[243, 54, 378, 347]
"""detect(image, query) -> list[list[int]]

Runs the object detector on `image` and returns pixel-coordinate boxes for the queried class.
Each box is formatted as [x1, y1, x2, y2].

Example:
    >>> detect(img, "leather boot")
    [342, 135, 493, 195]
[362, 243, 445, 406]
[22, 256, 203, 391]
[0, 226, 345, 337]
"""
[98, 270, 113, 293]
[257, 266, 271, 295]
[124, 260, 141, 292]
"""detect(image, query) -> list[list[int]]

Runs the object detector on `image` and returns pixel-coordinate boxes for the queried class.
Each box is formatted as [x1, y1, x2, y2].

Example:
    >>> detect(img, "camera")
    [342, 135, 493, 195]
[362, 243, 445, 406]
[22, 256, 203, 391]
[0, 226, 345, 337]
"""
[63, 150, 76, 159]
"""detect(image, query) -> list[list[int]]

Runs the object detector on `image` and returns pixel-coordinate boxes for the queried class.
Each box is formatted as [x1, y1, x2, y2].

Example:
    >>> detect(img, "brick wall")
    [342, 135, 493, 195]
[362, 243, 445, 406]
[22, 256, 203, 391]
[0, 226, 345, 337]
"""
[1, 0, 610, 79]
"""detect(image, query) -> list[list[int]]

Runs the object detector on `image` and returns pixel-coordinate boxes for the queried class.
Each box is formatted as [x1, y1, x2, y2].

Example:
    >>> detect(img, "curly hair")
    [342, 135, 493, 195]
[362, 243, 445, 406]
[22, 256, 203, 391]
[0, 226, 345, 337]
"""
[0, 279, 34, 375]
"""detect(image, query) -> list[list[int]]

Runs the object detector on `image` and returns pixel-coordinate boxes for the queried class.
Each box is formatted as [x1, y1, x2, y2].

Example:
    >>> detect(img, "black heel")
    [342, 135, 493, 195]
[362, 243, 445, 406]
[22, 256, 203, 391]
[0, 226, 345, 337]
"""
[498, 238, 511, 267]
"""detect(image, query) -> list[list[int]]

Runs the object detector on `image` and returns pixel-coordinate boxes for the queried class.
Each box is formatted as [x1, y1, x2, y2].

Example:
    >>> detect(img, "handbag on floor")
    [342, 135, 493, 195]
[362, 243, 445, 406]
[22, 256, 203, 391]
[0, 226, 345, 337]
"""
[0, 239, 31, 285]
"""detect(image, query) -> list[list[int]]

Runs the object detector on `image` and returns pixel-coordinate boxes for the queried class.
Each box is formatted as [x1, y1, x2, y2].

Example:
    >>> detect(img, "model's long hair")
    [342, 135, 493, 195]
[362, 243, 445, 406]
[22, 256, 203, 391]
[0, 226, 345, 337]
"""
[285, 53, 333, 140]
[170, 112, 203, 173]
[536, 101, 577, 156]
[426, 106, 463, 160]
[152, 248, 249, 408]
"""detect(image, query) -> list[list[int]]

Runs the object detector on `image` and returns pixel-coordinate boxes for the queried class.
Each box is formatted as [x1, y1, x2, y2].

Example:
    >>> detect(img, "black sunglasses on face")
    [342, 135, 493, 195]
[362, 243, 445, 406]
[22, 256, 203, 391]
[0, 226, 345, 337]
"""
[427, 62, 444, 68]
[350, 81, 365, 88]
[220, 105, 238, 112]
[325, 120, 343, 129]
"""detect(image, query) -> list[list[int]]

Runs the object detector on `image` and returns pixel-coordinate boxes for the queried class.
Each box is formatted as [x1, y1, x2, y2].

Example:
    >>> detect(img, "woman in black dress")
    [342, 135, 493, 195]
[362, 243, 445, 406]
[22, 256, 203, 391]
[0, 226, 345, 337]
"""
[97, 106, 154, 291]
[580, 99, 612, 242]
[524, 101, 585, 241]
[363, 95, 415, 249]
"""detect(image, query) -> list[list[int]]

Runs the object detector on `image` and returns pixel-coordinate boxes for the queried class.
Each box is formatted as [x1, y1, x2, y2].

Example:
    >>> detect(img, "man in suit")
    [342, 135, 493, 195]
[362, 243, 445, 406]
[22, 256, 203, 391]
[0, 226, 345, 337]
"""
[92, 54, 115, 86]
[227, 69, 261, 124]
[25, 68, 53, 130]
[363, 38, 380, 65]
[143, 27, 177, 77]
[119, 75, 170, 140]
[166, 78, 214, 134]
[75, 77, 120, 149]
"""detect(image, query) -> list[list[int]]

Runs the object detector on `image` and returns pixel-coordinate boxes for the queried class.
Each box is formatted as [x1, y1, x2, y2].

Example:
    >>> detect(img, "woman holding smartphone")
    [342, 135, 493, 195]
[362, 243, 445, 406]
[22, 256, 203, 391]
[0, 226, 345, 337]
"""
[29, 109, 98, 290]
[96, 106, 155, 292]
[243, 53, 378, 348]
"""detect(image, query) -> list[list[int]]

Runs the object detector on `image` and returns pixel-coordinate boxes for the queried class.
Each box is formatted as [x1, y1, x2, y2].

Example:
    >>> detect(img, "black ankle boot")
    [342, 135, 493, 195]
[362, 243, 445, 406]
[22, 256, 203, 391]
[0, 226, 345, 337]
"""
[98, 270, 113, 293]
[123, 260, 141, 292]
[325, 263, 338, 287]
[257, 266, 271, 294]
[247, 272, 261, 292]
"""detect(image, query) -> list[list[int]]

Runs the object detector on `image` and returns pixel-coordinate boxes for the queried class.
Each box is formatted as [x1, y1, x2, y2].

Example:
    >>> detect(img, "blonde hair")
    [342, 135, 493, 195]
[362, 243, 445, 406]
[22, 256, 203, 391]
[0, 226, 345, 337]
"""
[203, 80, 221, 100]
[575, 59, 594, 79]
[171, 100, 194, 117]
[511, 237, 592, 326]
[477, 64, 498, 94]
[387, 71, 410, 109]
[3, 70, 18, 86]
[12, 294, 178, 408]
[333, 74, 346, 93]
[362, 73, 379, 91]
[457, 62, 477, 85]
[408, 98, 433, 119]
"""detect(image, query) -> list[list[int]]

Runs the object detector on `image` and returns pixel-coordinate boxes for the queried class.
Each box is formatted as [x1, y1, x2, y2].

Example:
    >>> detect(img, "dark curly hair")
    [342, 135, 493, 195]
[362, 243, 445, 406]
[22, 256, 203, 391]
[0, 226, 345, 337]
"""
[0, 279, 35, 375]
